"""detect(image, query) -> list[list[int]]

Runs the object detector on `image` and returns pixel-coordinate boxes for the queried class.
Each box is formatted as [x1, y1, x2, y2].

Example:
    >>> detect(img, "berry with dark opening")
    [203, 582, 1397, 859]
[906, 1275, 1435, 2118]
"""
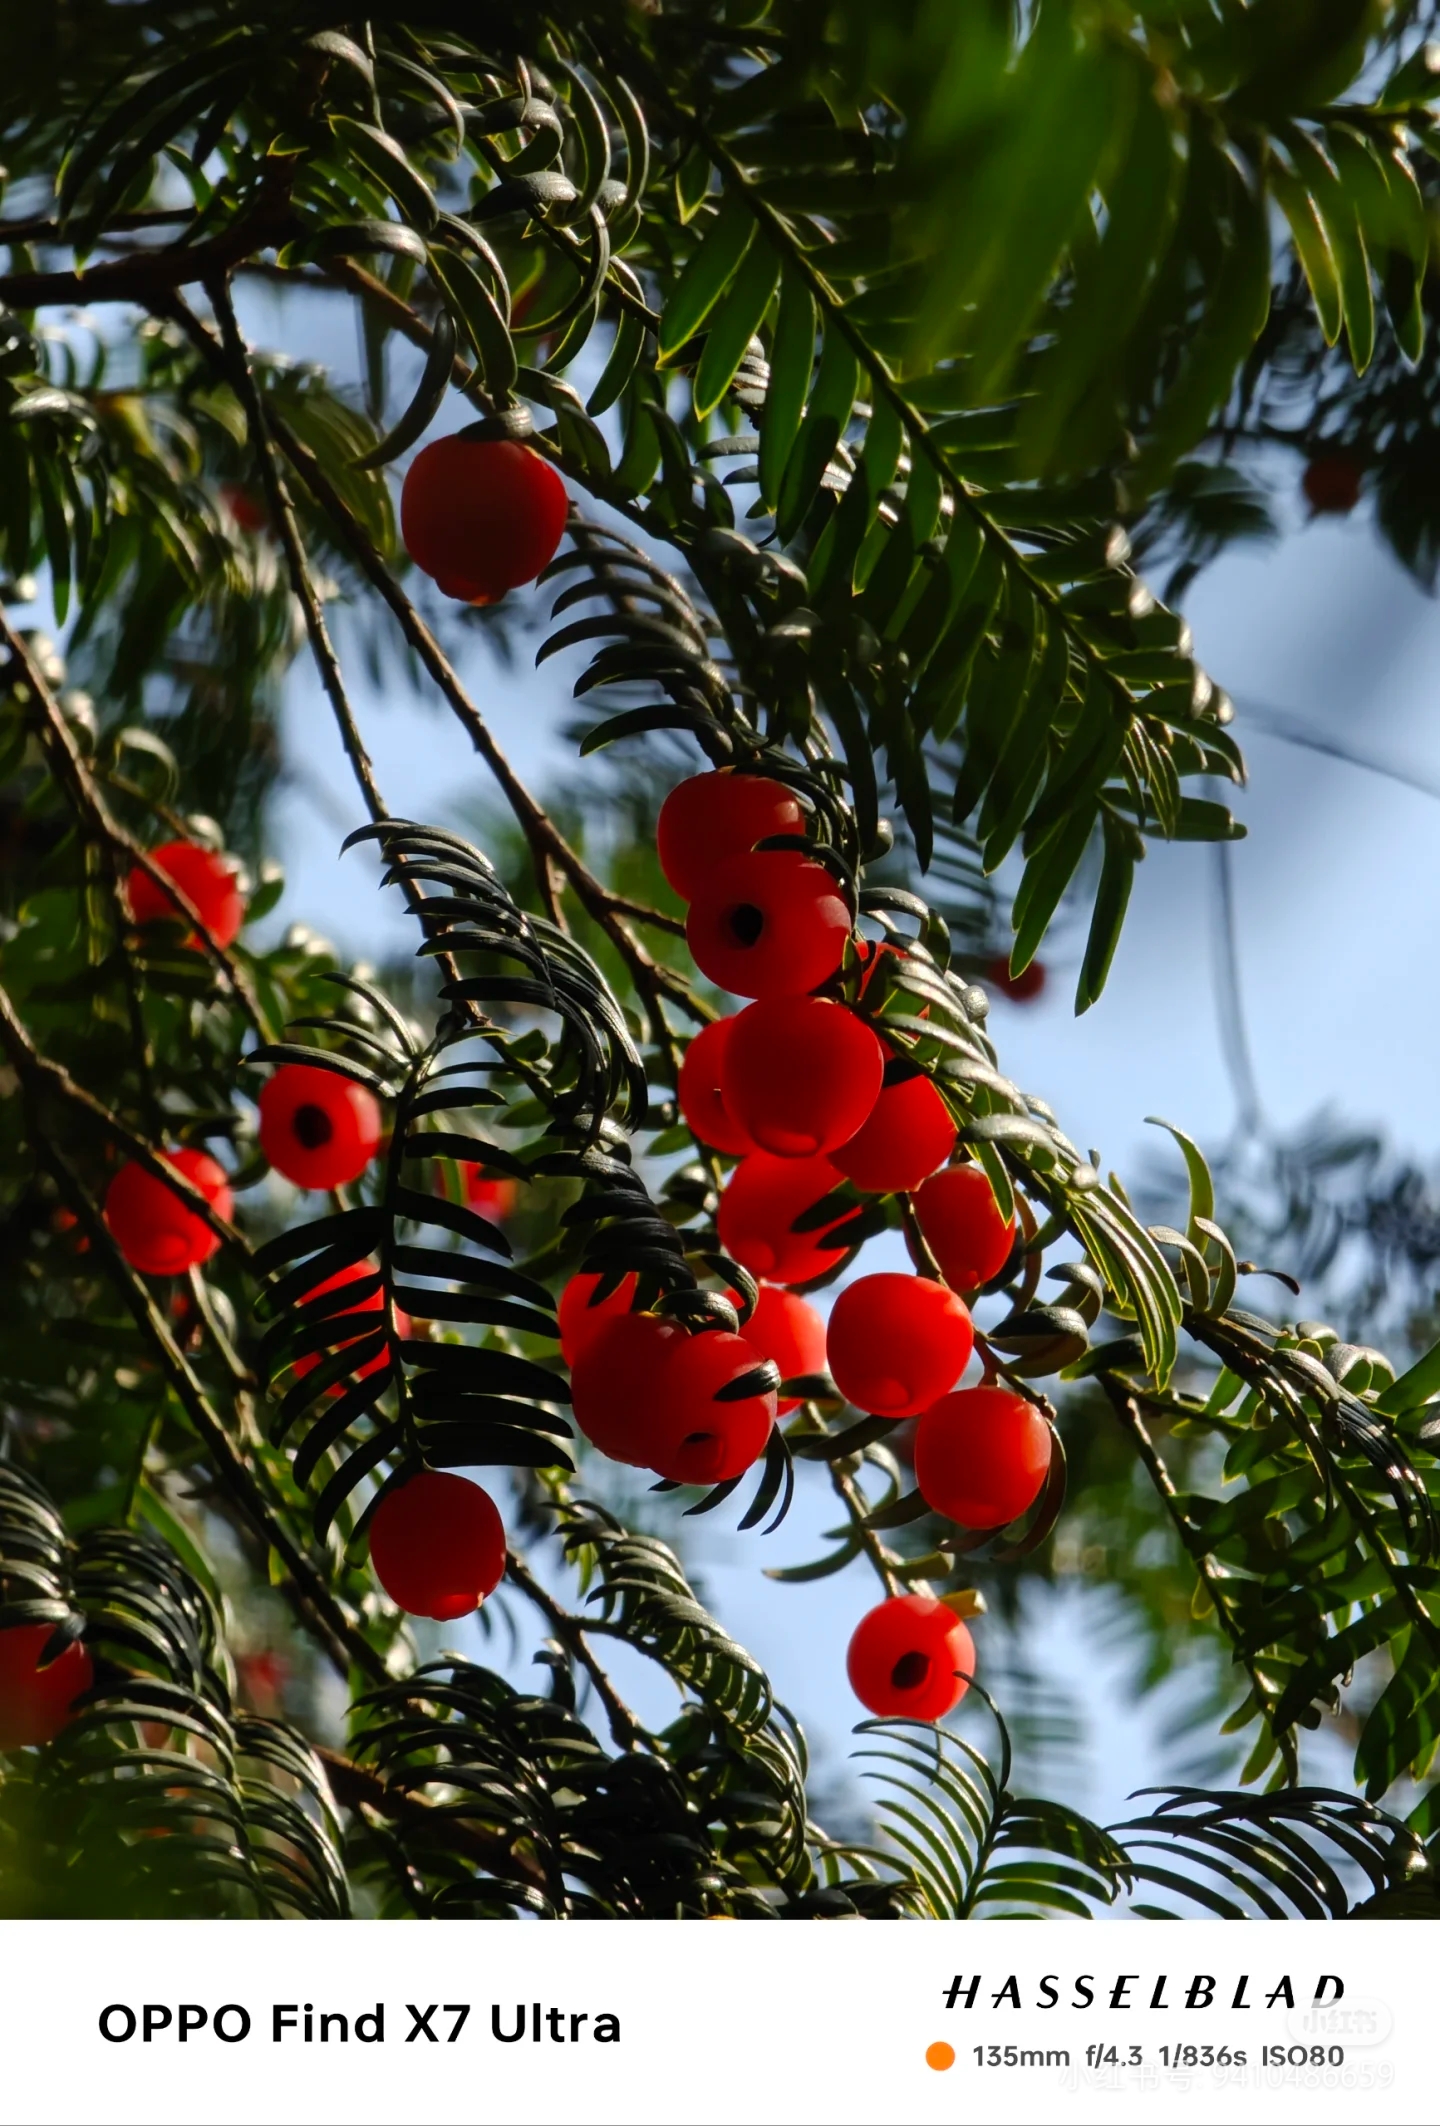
[744, 1284, 827, 1414]
[646, 1329, 776, 1485]
[914, 1164, 1017, 1291]
[1303, 451, 1364, 517]
[832, 1064, 956, 1194]
[401, 436, 568, 604]
[915, 1386, 1053, 1528]
[717, 1151, 852, 1286]
[826, 1273, 974, 1417]
[369, 1470, 506, 1620]
[570, 1309, 685, 1464]
[657, 772, 806, 902]
[292, 1261, 411, 1392]
[721, 996, 884, 1159]
[0, 1625, 94, 1751]
[846, 1595, 974, 1721]
[985, 955, 1046, 1004]
[127, 841, 244, 949]
[686, 851, 851, 999]
[104, 1149, 233, 1276]
[677, 1018, 755, 1154]
[558, 1270, 641, 1368]
[258, 1063, 382, 1192]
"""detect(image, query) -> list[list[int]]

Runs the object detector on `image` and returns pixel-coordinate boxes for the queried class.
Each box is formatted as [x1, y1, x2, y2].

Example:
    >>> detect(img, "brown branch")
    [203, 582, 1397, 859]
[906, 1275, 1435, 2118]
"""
[0, 200, 297, 310]
[316, 1745, 548, 1891]
[505, 1549, 647, 1752]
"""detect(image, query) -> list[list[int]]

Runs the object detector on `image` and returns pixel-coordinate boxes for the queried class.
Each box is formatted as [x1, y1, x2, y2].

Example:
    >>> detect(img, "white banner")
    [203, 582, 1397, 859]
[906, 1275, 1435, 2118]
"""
[0, 1919, 1421, 2125]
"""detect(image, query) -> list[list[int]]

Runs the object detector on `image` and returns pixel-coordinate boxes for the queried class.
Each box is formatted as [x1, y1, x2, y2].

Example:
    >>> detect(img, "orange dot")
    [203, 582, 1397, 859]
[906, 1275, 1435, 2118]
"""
[926, 2041, 955, 2072]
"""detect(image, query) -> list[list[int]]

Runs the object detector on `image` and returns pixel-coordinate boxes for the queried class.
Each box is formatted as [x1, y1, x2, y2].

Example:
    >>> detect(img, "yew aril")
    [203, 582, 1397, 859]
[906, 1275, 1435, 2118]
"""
[846, 1595, 974, 1721]
[104, 1150, 232, 1276]
[646, 1329, 776, 1485]
[127, 841, 244, 949]
[657, 771, 806, 902]
[258, 1063, 381, 1192]
[832, 1064, 956, 1194]
[686, 851, 851, 999]
[369, 1470, 506, 1620]
[400, 436, 568, 604]
[744, 1284, 827, 1414]
[292, 1260, 411, 1393]
[0, 1625, 94, 1750]
[570, 1310, 685, 1464]
[558, 1271, 641, 1368]
[826, 1273, 973, 1418]
[913, 1164, 1017, 1292]
[717, 1152, 852, 1286]
[914, 1385, 1053, 1529]
[721, 996, 883, 1158]
[677, 1017, 755, 1155]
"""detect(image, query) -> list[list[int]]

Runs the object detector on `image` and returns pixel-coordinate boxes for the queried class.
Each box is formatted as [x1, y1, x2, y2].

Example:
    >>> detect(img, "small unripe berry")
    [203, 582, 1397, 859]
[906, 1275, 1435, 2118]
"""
[657, 771, 805, 902]
[558, 1271, 641, 1368]
[127, 841, 244, 949]
[914, 1386, 1053, 1528]
[832, 1065, 956, 1194]
[0, 1625, 94, 1750]
[846, 1594, 973, 1721]
[647, 1329, 776, 1484]
[369, 1470, 506, 1619]
[570, 1310, 686, 1464]
[258, 1063, 381, 1192]
[717, 1152, 851, 1286]
[677, 1018, 755, 1154]
[913, 1164, 1017, 1291]
[744, 1284, 827, 1414]
[104, 1150, 233, 1276]
[686, 851, 851, 998]
[292, 1260, 411, 1392]
[721, 996, 883, 1159]
[401, 436, 568, 604]
[827, 1273, 973, 1417]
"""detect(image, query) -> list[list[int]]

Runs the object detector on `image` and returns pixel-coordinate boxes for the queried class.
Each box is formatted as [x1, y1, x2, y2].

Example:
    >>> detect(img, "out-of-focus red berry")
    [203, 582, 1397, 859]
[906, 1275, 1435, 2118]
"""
[913, 1165, 1017, 1292]
[1302, 450, 1364, 516]
[645, 1329, 776, 1485]
[0, 1625, 94, 1750]
[984, 955, 1046, 1003]
[826, 1273, 973, 1418]
[259, 1063, 382, 1192]
[677, 1018, 755, 1155]
[721, 996, 884, 1158]
[914, 1385, 1053, 1528]
[292, 1260, 411, 1394]
[717, 1152, 852, 1286]
[369, 1470, 506, 1619]
[743, 1284, 827, 1414]
[401, 436, 568, 604]
[832, 1066, 956, 1194]
[461, 1167, 518, 1221]
[558, 1271, 641, 1368]
[104, 1150, 232, 1276]
[657, 771, 806, 902]
[846, 1594, 973, 1721]
[220, 482, 268, 534]
[686, 851, 851, 998]
[127, 841, 244, 949]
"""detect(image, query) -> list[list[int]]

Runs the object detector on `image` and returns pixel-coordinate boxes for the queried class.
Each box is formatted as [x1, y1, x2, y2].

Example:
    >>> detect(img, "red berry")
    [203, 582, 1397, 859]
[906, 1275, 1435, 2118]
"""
[258, 1063, 382, 1192]
[985, 955, 1046, 1003]
[832, 1065, 956, 1194]
[220, 482, 268, 534]
[657, 771, 806, 902]
[914, 1385, 1053, 1528]
[826, 1273, 973, 1418]
[913, 1165, 1017, 1291]
[717, 1152, 851, 1286]
[369, 1470, 505, 1620]
[646, 1329, 776, 1485]
[686, 851, 851, 999]
[846, 1594, 974, 1721]
[104, 1150, 232, 1276]
[721, 997, 884, 1158]
[400, 436, 568, 604]
[462, 1168, 518, 1221]
[292, 1261, 411, 1392]
[570, 1310, 685, 1463]
[744, 1284, 827, 1414]
[0, 1625, 94, 1750]
[558, 1271, 641, 1368]
[1303, 451, 1363, 516]
[677, 1018, 755, 1155]
[128, 841, 244, 949]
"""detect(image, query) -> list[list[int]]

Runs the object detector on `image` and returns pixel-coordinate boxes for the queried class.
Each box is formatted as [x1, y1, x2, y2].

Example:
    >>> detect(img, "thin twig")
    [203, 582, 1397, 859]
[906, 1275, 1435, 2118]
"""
[505, 1548, 648, 1751]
